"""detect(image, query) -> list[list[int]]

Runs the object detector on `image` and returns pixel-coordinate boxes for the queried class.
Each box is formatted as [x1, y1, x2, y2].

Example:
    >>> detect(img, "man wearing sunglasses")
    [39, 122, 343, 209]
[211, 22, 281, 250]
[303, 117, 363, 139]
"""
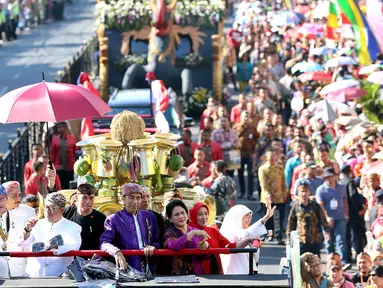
[368, 265, 383, 288]
[20, 192, 82, 276]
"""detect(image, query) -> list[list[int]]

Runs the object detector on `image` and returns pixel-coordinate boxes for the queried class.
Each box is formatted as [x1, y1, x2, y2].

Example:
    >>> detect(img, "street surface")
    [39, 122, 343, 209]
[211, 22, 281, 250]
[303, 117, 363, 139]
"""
[0, 0, 96, 153]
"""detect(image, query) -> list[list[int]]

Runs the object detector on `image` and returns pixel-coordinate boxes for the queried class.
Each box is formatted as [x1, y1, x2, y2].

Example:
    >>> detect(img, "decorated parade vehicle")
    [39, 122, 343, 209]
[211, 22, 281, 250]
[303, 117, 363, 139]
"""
[65, 110, 214, 221]
[59, 0, 227, 217]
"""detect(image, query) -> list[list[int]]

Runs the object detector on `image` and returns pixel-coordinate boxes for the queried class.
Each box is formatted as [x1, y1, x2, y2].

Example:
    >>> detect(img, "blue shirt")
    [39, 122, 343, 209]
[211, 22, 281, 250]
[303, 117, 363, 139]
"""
[316, 182, 347, 220]
[284, 155, 302, 190]
[236, 62, 253, 82]
[294, 176, 324, 197]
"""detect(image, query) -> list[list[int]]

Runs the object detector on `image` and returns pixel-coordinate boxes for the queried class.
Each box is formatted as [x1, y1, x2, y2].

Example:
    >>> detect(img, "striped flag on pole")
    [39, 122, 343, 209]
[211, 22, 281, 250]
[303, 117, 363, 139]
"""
[327, 0, 339, 39]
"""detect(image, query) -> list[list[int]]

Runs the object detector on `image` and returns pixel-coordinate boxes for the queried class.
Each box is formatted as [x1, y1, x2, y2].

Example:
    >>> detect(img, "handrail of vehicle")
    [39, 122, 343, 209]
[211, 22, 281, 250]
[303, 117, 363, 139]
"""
[0, 248, 258, 275]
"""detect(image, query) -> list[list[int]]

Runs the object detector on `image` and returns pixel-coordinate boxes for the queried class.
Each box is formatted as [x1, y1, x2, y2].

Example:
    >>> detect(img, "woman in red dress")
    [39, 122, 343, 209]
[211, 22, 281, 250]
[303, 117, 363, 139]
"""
[188, 202, 256, 274]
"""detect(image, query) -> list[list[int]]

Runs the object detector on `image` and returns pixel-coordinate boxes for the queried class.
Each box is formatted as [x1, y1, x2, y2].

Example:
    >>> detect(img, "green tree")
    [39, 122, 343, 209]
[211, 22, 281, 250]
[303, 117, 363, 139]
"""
[359, 81, 383, 124]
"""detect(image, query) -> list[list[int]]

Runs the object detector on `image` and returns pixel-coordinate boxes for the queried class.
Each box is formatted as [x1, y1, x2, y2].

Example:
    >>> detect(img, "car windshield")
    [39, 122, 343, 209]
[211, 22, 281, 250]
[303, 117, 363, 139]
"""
[108, 107, 152, 116]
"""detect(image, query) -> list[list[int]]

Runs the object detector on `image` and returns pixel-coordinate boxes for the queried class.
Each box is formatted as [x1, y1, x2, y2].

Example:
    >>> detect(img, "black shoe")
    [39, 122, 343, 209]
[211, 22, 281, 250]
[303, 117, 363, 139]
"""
[247, 195, 255, 200]
[267, 236, 274, 242]
[342, 263, 352, 271]
[237, 193, 244, 199]
[277, 239, 285, 245]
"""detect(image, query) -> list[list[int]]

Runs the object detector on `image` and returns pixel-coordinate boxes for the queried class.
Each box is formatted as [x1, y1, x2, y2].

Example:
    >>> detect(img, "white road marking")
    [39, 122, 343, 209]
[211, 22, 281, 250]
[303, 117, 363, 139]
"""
[24, 63, 31, 69]
[0, 86, 8, 96]
[12, 73, 20, 80]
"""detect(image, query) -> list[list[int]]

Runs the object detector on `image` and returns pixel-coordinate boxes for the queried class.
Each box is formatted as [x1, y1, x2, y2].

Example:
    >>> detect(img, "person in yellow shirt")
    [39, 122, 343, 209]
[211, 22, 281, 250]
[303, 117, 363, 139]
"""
[258, 150, 288, 245]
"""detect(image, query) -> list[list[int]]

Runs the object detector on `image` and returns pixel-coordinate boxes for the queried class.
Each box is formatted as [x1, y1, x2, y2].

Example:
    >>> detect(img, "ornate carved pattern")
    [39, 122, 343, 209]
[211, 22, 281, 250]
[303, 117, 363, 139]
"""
[120, 25, 207, 64]
[120, 26, 151, 56]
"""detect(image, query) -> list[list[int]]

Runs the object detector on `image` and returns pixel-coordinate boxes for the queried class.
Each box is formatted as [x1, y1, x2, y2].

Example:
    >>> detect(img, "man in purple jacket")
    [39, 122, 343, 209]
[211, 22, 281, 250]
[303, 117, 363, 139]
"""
[100, 183, 159, 273]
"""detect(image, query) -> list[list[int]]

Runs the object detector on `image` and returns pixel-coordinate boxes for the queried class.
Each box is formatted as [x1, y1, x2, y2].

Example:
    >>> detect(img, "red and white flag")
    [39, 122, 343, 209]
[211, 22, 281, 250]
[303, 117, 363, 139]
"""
[77, 72, 99, 140]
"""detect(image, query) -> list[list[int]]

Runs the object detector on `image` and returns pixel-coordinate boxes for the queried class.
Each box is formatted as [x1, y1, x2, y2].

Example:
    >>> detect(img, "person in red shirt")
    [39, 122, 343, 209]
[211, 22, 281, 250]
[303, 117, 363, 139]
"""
[200, 98, 217, 130]
[187, 148, 211, 183]
[50, 122, 77, 189]
[227, 22, 243, 56]
[230, 94, 247, 124]
[201, 162, 219, 189]
[203, 117, 215, 133]
[188, 202, 259, 274]
[24, 143, 44, 185]
[198, 129, 224, 162]
[38, 155, 62, 191]
[25, 161, 57, 196]
[178, 129, 199, 167]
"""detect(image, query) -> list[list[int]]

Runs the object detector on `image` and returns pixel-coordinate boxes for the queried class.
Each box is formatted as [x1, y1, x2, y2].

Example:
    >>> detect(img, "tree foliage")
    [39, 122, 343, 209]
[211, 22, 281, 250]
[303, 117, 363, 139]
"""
[359, 81, 383, 124]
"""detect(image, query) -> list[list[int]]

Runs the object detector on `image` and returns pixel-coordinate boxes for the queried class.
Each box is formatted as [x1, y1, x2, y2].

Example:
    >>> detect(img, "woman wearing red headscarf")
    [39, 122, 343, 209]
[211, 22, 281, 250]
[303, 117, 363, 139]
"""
[188, 202, 256, 274]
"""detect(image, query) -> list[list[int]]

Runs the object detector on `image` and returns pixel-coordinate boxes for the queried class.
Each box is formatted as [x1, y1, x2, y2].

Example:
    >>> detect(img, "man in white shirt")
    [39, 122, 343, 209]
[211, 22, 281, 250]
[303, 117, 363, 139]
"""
[0, 184, 12, 278]
[1, 181, 35, 277]
[21, 192, 82, 277]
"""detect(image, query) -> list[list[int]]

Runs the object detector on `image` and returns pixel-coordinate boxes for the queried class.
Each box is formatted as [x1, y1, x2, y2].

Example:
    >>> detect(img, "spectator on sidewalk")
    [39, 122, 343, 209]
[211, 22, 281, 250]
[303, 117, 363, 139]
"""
[198, 129, 223, 163]
[179, 129, 198, 167]
[339, 164, 367, 261]
[316, 168, 350, 265]
[287, 180, 331, 256]
[211, 116, 240, 178]
[230, 94, 247, 124]
[25, 161, 57, 196]
[293, 161, 324, 199]
[285, 138, 303, 192]
[234, 111, 257, 199]
[50, 122, 77, 189]
[351, 253, 372, 287]
[258, 150, 287, 245]
[188, 148, 211, 184]
[24, 143, 44, 185]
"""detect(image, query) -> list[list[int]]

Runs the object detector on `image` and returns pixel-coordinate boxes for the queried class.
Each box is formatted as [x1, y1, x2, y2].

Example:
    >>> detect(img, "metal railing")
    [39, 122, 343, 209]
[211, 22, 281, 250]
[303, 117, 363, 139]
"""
[0, 35, 99, 190]
[0, 248, 259, 275]
[55, 35, 99, 84]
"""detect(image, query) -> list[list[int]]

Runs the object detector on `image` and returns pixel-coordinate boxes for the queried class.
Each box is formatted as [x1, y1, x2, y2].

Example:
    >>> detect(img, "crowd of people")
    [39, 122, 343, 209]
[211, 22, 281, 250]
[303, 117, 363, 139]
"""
[0, 0, 68, 45]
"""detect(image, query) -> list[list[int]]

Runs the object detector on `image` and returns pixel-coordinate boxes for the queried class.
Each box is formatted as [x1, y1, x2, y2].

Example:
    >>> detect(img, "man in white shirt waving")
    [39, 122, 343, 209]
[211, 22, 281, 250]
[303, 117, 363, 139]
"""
[21, 192, 82, 277]
[1, 181, 35, 277]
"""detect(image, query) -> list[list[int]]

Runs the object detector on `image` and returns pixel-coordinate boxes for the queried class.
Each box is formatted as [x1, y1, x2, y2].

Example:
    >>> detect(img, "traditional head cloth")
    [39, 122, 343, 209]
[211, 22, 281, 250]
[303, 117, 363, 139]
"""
[220, 205, 252, 242]
[139, 185, 150, 195]
[46, 192, 66, 208]
[0, 185, 7, 197]
[189, 202, 209, 230]
[2, 181, 20, 195]
[122, 183, 143, 196]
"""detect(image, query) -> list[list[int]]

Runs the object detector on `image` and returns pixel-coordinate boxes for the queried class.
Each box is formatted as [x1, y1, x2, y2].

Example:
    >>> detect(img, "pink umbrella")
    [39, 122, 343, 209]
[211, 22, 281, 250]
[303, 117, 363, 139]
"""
[326, 87, 367, 102]
[361, 160, 383, 175]
[367, 71, 383, 85]
[0, 78, 112, 163]
[297, 23, 323, 38]
[294, 4, 311, 15]
[0, 81, 111, 123]
[298, 71, 332, 82]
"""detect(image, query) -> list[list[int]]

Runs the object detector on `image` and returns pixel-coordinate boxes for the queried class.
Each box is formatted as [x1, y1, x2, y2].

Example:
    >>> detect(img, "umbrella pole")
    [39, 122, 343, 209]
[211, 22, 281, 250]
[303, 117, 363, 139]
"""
[46, 121, 53, 169]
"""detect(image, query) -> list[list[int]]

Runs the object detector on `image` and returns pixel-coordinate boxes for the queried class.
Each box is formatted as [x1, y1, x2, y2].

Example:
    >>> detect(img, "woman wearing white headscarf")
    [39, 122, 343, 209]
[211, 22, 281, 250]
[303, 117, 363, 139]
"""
[220, 197, 275, 274]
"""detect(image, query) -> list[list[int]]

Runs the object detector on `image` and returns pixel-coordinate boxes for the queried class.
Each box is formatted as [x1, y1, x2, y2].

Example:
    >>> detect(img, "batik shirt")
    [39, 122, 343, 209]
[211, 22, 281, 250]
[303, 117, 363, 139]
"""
[286, 200, 331, 244]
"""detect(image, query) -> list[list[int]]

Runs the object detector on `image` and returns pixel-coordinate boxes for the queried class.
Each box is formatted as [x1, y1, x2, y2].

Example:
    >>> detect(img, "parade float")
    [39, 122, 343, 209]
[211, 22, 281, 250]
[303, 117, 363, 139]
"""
[95, 0, 225, 114]
[63, 110, 213, 221]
